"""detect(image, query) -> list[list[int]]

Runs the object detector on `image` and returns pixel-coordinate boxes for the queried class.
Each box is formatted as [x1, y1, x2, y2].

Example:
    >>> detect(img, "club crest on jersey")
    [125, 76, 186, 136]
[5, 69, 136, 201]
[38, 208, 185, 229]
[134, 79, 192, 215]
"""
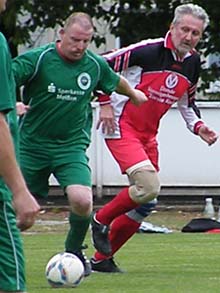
[77, 73, 91, 90]
[165, 73, 178, 89]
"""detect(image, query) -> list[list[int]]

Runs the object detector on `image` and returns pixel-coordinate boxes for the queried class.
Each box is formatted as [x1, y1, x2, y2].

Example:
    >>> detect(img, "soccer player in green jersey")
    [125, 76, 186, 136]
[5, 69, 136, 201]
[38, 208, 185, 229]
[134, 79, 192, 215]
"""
[0, 0, 40, 292]
[13, 12, 147, 276]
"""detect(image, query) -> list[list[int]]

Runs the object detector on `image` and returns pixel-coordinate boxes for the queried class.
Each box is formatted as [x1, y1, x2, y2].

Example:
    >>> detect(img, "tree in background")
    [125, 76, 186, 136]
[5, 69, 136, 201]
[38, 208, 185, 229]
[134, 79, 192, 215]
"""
[1, 0, 220, 92]
[0, 0, 103, 56]
[104, 0, 220, 92]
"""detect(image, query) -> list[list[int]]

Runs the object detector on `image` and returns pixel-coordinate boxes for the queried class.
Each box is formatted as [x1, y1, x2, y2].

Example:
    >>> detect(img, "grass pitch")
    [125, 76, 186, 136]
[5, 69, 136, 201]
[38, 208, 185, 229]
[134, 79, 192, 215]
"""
[23, 210, 220, 293]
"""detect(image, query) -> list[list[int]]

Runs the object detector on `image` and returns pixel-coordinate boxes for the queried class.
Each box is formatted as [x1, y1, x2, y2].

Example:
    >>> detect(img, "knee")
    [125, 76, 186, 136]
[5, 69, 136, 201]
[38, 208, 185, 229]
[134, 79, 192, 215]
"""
[66, 185, 93, 216]
[129, 167, 160, 204]
[72, 195, 92, 216]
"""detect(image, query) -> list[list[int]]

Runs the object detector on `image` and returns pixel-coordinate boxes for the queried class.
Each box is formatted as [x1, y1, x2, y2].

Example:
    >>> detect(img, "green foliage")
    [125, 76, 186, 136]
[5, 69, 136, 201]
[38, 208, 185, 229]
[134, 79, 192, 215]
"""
[1, 0, 220, 88]
[0, 0, 105, 56]
[108, 0, 173, 46]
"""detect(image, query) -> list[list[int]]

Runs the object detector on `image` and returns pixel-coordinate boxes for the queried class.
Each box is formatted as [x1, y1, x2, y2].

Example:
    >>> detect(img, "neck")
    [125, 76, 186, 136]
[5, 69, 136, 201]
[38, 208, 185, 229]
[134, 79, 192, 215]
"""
[56, 41, 72, 62]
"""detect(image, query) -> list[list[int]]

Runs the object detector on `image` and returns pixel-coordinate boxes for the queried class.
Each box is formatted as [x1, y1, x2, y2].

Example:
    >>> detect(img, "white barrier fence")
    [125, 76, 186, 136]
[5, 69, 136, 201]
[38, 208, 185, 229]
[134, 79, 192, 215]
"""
[50, 102, 220, 195]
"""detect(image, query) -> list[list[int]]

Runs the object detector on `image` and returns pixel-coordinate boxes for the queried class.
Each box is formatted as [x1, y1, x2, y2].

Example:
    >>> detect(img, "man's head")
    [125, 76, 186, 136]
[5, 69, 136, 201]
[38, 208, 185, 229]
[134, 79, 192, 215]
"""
[59, 12, 94, 62]
[0, 0, 7, 13]
[170, 4, 209, 58]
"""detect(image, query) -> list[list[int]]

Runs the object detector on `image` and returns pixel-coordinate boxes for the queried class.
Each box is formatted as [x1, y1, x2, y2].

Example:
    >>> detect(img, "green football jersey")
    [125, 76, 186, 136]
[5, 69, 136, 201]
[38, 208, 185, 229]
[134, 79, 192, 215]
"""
[0, 32, 18, 200]
[13, 42, 120, 147]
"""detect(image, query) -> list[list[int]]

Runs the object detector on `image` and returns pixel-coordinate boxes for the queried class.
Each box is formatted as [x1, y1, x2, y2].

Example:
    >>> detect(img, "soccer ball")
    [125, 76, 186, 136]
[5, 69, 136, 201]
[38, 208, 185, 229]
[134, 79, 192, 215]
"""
[45, 252, 84, 288]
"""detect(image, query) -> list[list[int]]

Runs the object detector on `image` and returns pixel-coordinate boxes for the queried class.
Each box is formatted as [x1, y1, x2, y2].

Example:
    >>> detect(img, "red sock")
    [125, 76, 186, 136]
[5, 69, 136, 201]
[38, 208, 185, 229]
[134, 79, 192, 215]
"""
[93, 214, 140, 261]
[96, 187, 138, 225]
[110, 214, 140, 255]
[94, 251, 109, 261]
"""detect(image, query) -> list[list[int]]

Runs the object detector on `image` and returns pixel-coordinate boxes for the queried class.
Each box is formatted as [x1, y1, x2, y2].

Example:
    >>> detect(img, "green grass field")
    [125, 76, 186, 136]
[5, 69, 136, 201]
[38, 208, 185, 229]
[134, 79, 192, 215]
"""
[24, 210, 220, 293]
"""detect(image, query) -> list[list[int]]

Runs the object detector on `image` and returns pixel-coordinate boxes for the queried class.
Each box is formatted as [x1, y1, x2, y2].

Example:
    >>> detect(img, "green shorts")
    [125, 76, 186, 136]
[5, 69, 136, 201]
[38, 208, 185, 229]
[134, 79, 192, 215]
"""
[20, 145, 92, 197]
[0, 200, 26, 292]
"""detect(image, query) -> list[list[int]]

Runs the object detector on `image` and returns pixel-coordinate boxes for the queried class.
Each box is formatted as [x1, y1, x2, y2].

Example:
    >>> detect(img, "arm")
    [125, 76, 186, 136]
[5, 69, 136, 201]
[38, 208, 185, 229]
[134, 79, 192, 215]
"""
[97, 55, 147, 106]
[103, 38, 163, 72]
[177, 94, 218, 146]
[96, 67, 147, 133]
[115, 75, 147, 106]
[96, 103, 116, 135]
[16, 102, 30, 116]
[0, 113, 40, 230]
[197, 124, 218, 146]
[12, 47, 44, 87]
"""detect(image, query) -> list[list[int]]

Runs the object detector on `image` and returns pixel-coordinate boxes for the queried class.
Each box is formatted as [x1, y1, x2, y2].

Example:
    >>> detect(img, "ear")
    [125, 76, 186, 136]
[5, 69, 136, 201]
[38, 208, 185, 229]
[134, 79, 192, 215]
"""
[170, 23, 174, 31]
[59, 28, 65, 38]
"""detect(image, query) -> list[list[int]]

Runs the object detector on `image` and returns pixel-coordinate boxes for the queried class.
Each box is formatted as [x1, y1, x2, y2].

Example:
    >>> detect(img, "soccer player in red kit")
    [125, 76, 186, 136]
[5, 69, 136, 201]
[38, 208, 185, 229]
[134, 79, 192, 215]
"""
[91, 3, 218, 272]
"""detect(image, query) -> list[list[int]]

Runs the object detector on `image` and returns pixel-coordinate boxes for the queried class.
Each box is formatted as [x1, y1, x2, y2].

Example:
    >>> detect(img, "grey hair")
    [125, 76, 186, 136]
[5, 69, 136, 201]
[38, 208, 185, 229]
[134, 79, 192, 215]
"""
[172, 3, 209, 30]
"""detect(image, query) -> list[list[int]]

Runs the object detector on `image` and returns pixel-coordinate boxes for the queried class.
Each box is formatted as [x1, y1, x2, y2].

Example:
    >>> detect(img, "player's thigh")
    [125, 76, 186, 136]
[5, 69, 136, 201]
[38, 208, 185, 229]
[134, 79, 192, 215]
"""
[20, 148, 51, 197]
[143, 138, 159, 171]
[54, 150, 91, 189]
[0, 201, 26, 292]
[106, 135, 149, 174]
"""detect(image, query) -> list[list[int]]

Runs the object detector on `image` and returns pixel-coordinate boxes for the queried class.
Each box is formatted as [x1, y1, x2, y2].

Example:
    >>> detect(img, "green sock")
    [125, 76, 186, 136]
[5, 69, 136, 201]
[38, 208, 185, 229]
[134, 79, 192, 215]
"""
[65, 212, 92, 252]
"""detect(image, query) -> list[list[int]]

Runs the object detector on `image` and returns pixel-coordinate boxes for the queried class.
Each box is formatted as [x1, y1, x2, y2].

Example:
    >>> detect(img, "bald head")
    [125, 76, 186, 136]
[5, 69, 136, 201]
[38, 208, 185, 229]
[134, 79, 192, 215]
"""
[64, 12, 94, 32]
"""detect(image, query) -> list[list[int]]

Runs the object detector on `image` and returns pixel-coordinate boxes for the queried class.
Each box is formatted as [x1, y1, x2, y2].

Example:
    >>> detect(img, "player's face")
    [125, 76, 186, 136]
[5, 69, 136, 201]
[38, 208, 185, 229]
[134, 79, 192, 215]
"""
[170, 14, 204, 58]
[0, 0, 7, 12]
[59, 23, 93, 61]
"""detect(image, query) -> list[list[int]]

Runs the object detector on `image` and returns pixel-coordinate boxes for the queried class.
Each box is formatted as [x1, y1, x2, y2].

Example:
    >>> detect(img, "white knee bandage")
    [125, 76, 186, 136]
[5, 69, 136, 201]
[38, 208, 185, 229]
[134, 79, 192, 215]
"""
[128, 167, 160, 204]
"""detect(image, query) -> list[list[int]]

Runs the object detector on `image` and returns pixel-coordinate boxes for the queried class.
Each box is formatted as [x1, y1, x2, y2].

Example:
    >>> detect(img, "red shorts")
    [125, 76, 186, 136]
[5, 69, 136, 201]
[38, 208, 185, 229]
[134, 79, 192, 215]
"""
[105, 121, 159, 174]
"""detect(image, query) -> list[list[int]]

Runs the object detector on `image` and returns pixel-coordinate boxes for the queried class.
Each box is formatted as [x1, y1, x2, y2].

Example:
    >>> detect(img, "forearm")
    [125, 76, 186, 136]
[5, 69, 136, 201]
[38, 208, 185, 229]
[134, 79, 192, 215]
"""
[177, 95, 204, 134]
[115, 76, 134, 97]
[0, 114, 28, 195]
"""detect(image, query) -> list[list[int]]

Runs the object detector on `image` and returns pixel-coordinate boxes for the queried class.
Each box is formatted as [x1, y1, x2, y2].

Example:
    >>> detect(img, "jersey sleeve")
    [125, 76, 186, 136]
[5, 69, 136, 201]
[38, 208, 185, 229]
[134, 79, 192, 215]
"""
[12, 48, 43, 87]
[96, 56, 120, 95]
[102, 39, 164, 72]
[177, 92, 204, 134]
[103, 45, 137, 72]
[97, 93, 111, 105]
[0, 34, 14, 113]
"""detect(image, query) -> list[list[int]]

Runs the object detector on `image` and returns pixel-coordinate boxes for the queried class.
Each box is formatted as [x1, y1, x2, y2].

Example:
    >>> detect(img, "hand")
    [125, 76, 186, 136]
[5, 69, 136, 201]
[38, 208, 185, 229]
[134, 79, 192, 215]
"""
[96, 104, 116, 135]
[16, 102, 30, 116]
[198, 125, 218, 146]
[129, 89, 148, 106]
[13, 190, 40, 231]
